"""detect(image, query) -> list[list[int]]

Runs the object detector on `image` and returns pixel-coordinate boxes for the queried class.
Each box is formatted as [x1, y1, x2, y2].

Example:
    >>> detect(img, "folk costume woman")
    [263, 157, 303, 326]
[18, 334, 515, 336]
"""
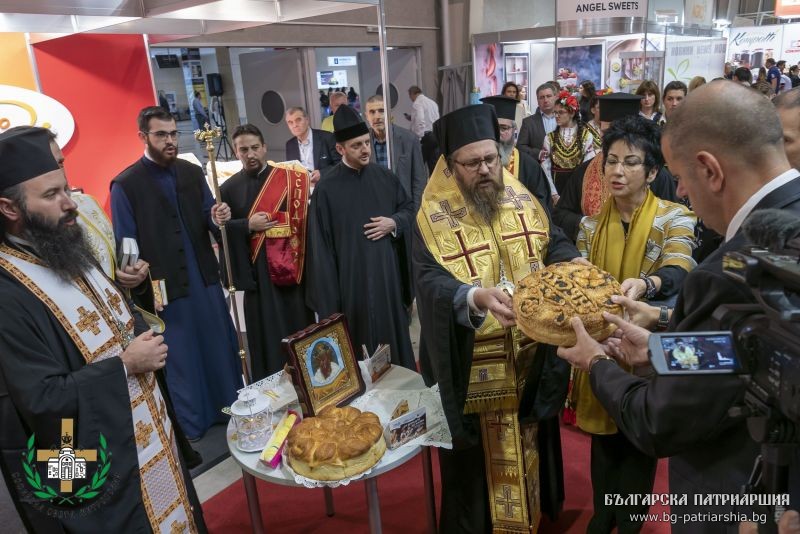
[571, 115, 697, 532]
[540, 89, 595, 200]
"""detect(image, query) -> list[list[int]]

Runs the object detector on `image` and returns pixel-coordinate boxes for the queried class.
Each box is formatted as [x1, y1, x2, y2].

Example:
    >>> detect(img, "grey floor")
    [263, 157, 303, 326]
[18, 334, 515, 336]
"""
[0, 307, 421, 530]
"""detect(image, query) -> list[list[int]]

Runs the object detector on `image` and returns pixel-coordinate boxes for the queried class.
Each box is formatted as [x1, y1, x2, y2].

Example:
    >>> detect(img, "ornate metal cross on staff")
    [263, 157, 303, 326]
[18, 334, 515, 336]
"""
[195, 123, 252, 386]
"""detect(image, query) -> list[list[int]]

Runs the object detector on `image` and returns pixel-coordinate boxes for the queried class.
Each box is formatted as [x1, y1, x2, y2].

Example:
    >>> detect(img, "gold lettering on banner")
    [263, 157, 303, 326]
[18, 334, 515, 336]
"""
[76, 306, 102, 335]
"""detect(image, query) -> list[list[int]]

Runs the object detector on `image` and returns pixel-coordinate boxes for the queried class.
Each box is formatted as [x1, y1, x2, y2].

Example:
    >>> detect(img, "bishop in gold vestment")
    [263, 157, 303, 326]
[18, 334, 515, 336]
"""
[414, 104, 581, 533]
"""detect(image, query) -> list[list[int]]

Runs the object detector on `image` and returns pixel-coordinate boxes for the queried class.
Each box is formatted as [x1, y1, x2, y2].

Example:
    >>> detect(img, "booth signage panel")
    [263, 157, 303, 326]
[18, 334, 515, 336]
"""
[557, 0, 646, 22]
[780, 24, 800, 65]
[776, 0, 800, 18]
[665, 39, 727, 84]
[0, 84, 75, 147]
[327, 56, 357, 67]
[726, 25, 783, 70]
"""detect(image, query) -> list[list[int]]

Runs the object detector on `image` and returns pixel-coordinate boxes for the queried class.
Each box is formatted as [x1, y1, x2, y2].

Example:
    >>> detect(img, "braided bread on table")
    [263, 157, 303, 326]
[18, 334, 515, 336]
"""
[286, 405, 386, 481]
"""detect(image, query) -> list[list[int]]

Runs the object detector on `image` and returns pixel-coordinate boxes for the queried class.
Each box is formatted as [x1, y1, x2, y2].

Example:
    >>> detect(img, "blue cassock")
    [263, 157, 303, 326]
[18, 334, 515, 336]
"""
[111, 157, 241, 439]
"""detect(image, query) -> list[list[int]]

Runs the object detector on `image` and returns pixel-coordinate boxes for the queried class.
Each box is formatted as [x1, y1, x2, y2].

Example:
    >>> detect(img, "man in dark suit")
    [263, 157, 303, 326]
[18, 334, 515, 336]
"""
[558, 81, 800, 532]
[284, 106, 339, 184]
[516, 82, 558, 160]
[364, 94, 427, 210]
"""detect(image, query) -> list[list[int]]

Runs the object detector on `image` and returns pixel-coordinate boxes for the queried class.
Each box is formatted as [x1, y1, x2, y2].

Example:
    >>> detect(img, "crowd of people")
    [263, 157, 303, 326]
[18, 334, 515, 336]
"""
[1, 64, 799, 533]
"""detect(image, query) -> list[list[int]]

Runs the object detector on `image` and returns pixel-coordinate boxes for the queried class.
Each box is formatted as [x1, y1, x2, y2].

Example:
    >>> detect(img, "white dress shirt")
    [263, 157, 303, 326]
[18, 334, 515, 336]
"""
[542, 113, 557, 135]
[410, 94, 440, 138]
[298, 131, 314, 171]
[725, 169, 800, 241]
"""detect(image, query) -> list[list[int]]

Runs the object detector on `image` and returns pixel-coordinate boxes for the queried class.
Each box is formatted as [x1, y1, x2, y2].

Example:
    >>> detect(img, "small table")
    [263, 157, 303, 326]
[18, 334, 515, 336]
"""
[227, 366, 439, 534]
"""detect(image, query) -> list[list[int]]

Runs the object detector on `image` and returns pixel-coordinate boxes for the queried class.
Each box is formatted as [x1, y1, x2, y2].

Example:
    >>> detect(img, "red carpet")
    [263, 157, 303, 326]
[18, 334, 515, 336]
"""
[203, 423, 670, 533]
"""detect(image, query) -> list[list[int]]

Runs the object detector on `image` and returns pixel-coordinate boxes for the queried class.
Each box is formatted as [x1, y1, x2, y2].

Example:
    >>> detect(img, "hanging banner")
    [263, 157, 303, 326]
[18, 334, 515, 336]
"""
[726, 25, 783, 70]
[557, 0, 646, 22]
[684, 0, 713, 26]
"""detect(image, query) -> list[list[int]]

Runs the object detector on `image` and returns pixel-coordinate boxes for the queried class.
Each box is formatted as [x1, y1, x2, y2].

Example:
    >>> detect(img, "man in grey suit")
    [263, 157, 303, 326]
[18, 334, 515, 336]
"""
[284, 106, 340, 184]
[517, 82, 558, 160]
[364, 94, 428, 210]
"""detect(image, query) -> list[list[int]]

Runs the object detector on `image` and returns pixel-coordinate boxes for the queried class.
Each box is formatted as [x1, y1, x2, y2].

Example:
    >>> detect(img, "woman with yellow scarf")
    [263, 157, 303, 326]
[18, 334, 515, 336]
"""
[574, 115, 697, 533]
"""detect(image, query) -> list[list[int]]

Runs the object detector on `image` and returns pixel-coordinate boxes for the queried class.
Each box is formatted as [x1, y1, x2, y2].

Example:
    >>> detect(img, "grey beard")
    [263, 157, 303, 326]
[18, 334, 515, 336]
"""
[498, 141, 514, 167]
[23, 209, 96, 282]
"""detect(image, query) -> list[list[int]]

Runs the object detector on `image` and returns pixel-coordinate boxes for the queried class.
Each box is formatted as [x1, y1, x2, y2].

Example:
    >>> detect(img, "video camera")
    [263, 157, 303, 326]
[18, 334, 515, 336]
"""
[648, 208, 800, 508]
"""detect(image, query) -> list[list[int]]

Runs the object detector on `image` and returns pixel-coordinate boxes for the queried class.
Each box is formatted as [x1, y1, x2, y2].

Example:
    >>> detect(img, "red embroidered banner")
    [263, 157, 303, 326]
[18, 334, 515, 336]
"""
[248, 164, 310, 285]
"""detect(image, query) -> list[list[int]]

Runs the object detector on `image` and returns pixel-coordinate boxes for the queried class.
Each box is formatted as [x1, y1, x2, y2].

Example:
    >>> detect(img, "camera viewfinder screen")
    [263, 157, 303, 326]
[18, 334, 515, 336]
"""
[660, 334, 739, 372]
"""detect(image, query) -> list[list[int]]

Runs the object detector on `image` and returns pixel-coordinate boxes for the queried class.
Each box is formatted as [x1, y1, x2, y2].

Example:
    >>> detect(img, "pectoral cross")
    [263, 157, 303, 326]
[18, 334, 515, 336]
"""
[76, 306, 101, 336]
[104, 288, 123, 315]
[36, 419, 97, 493]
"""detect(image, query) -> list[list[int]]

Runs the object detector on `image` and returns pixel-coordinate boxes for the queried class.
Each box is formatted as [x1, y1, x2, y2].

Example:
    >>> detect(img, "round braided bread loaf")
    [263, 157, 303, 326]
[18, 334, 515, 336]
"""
[513, 262, 623, 346]
[286, 405, 386, 481]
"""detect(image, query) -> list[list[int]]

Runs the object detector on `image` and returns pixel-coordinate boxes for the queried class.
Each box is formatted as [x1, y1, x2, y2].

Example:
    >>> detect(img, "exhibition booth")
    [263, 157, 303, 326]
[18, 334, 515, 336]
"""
[473, 11, 726, 106]
[467, 0, 799, 108]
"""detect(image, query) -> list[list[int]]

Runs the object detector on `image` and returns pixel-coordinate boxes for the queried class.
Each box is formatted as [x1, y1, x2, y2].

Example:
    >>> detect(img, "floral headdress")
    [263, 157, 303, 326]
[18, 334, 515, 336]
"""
[556, 89, 579, 114]
[596, 87, 613, 96]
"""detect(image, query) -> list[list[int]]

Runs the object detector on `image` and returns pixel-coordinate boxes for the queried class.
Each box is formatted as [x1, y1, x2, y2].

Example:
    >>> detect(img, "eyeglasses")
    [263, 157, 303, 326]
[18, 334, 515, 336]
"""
[498, 125, 514, 133]
[453, 153, 500, 172]
[604, 157, 645, 171]
[144, 130, 180, 140]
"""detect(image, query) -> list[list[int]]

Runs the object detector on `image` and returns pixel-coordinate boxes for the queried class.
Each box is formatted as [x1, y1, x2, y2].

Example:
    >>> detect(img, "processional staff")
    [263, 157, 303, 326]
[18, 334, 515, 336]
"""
[195, 123, 252, 386]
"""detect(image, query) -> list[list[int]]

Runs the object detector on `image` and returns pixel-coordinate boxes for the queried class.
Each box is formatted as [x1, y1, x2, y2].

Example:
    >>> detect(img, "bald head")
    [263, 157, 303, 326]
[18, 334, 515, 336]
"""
[663, 80, 784, 162]
[662, 80, 792, 236]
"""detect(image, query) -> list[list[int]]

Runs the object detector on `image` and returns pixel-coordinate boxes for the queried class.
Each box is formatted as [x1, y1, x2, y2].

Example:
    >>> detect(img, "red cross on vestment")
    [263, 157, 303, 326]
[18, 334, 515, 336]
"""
[441, 229, 489, 278]
[500, 212, 547, 259]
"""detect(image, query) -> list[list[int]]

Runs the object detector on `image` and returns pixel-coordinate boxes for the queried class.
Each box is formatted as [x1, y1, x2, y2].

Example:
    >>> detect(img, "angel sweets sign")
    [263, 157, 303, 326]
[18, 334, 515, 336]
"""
[557, 0, 647, 22]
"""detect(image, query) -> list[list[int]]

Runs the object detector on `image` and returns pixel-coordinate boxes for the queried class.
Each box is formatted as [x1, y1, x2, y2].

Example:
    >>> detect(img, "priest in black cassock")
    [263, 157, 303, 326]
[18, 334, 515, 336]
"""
[553, 93, 678, 241]
[414, 105, 582, 533]
[212, 124, 315, 380]
[305, 105, 415, 370]
[0, 127, 205, 532]
[480, 95, 554, 212]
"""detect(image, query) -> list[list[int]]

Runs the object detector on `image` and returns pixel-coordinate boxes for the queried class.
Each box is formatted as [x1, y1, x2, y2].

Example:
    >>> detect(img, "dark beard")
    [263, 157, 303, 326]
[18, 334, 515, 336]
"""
[23, 208, 96, 282]
[457, 167, 505, 223]
[146, 139, 177, 166]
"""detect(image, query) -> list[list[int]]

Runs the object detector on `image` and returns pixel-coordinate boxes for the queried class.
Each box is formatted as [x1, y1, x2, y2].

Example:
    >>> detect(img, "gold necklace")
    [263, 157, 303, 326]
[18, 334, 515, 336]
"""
[486, 222, 515, 296]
